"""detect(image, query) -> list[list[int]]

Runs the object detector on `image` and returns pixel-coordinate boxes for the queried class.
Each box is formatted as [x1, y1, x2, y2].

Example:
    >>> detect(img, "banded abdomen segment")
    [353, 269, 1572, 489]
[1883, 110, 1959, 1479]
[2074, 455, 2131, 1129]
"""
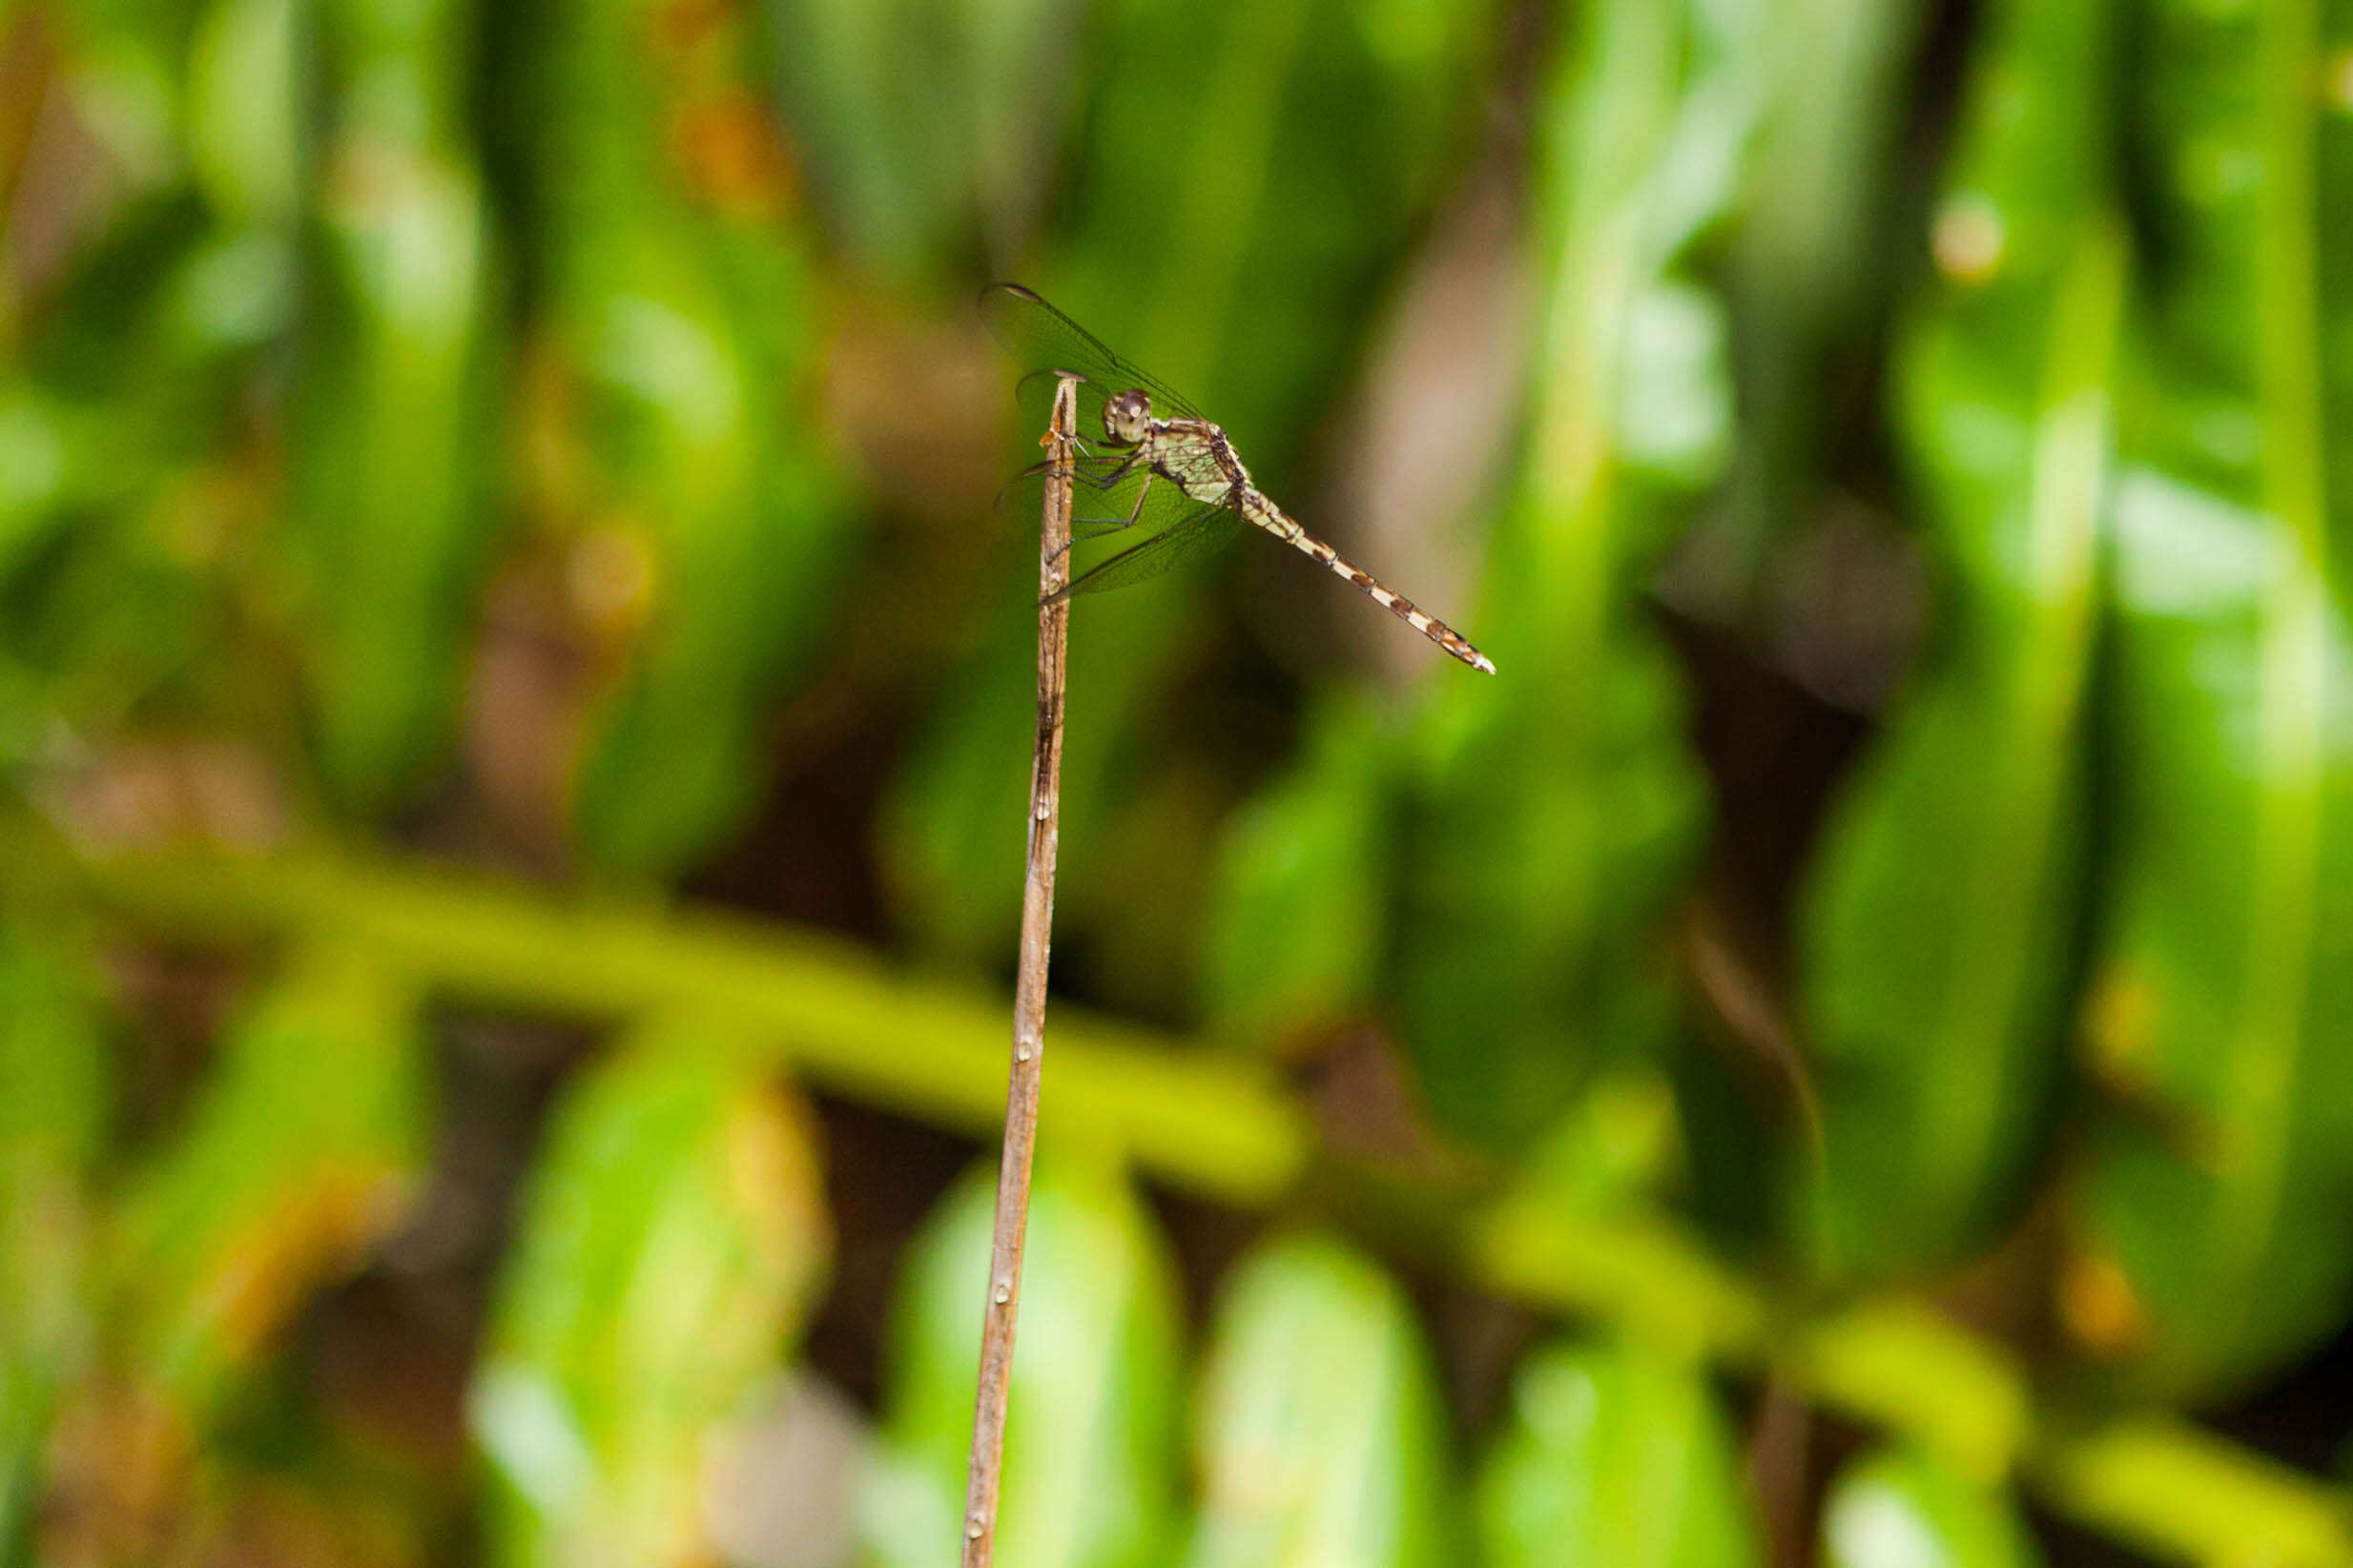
[1242, 494, 1495, 673]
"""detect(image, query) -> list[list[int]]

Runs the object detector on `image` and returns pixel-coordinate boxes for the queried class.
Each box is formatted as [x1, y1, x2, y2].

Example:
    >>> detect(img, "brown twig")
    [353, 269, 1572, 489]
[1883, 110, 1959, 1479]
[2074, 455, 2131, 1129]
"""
[960, 372, 1079, 1567]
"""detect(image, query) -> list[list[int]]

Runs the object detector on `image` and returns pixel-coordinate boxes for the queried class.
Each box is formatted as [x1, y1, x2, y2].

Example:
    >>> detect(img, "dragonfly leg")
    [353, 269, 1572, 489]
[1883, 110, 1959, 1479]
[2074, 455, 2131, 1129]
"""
[1054, 454, 1152, 558]
[1098, 448, 1147, 490]
[1013, 449, 1135, 491]
[1054, 470, 1157, 559]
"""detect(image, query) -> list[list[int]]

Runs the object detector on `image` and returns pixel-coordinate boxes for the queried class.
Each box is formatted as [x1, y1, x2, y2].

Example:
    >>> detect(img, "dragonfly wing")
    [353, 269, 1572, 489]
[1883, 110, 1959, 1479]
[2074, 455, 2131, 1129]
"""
[993, 452, 1136, 521]
[1002, 451, 1209, 547]
[979, 282, 1207, 423]
[1050, 495, 1241, 602]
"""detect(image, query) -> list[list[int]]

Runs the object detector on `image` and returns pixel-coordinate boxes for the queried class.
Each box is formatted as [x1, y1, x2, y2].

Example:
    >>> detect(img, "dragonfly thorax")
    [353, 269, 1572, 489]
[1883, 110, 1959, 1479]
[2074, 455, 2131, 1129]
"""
[1101, 387, 1156, 445]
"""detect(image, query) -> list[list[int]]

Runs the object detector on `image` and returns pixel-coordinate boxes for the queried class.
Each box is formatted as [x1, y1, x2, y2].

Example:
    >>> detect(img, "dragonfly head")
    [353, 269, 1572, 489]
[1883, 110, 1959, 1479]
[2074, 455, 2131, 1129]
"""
[1102, 388, 1155, 446]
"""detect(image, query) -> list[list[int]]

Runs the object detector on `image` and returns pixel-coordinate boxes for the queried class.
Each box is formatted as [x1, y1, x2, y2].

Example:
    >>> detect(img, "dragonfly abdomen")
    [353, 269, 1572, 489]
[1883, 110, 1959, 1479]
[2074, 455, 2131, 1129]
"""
[1243, 494, 1496, 674]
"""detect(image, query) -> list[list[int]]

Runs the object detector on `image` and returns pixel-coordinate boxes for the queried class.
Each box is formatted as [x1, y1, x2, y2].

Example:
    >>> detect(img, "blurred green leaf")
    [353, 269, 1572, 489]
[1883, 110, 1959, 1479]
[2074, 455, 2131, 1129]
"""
[184, 0, 296, 224]
[863, 1160, 1182, 1568]
[1468, 1070, 1767, 1356]
[1476, 1336, 1759, 1568]
[541, 0, 850, 880]
[1478, 1183, 1767, 1379]
[1183, 1233, 1456, 1568]
[1793, 1304, 2029, 1484]
[1, 116, 293, 732]
[1821, 1446, 2042, 1568]
[290, 0, 500, 815]
[70, 840, 1313, 1204]
[876, 593, 1045, 961]
[47, 0, 197, 192]
[1728, 0, 1932, 562]
[764, 0, 1084, 279]
[2076, 474, 2353, 1396]
[1619, 281, 1738, 492]
[1511, 1069, 1685, 1214]
[111, 943, 426, 1420]
[1792, 0, 2127, 1283]
[0, 385, 84, 586]
[1741, 0, 1930, 329]
[1394, 0, 1753, 1145]
[2031, 1414, 2353, 1568]
[0, 922, 110, 1551]
[1055, 0, 1482, 450]
[2069, 0, 2353, 1400]
[473, 1017, 829, 1568]
[1201, 695, 1396, 1047]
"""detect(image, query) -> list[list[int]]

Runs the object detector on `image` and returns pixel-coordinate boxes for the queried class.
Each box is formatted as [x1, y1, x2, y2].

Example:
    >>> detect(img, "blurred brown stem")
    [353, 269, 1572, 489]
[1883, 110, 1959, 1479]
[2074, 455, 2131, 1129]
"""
[960, 372, 1079, 1567]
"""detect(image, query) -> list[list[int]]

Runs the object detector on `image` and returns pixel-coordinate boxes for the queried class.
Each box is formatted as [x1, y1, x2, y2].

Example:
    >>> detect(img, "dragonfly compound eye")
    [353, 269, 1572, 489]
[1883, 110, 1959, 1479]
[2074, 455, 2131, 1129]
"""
[1103, 388, 1154, 445]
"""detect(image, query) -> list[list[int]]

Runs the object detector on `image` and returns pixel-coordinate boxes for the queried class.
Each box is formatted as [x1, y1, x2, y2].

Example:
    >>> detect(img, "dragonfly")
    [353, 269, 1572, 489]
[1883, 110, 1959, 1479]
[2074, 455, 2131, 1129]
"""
[980, 283, 1495, 674]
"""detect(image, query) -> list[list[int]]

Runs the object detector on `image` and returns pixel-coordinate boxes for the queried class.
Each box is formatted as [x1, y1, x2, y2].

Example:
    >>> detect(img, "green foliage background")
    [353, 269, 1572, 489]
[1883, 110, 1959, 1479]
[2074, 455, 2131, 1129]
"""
[2, 0, 2351, 1561]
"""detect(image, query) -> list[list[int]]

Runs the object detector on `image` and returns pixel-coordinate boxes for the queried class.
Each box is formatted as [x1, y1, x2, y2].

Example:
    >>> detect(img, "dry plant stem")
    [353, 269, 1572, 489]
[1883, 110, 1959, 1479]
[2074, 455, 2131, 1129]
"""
[960, 373, 1080, 1567]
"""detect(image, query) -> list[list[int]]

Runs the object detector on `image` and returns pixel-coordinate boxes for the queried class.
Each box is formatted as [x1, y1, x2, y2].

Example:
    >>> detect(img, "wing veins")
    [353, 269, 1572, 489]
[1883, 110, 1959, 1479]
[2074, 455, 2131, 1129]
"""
[980, 283, 1207, 422]
[1049, 491, 1239, 602]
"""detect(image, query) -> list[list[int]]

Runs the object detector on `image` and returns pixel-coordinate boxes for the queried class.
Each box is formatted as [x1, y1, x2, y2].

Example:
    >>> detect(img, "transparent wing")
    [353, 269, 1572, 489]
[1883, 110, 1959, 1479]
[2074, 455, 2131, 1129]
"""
[993, 452, 1137, 523]
[1050, 496, 1242, 602]
[997, 449, 1221, 545]
[979, 282, 1207, 423]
